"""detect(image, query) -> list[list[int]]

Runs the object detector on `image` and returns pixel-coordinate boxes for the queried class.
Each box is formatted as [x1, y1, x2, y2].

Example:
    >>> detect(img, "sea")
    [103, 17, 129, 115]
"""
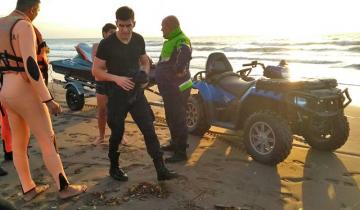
[46, 33, 360, 106]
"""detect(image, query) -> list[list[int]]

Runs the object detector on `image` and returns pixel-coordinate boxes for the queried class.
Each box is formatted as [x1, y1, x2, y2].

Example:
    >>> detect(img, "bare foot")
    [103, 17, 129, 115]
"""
[58, 184, 87, 199]
[23, 184, 49, 201]
[92, 136, 104, 146]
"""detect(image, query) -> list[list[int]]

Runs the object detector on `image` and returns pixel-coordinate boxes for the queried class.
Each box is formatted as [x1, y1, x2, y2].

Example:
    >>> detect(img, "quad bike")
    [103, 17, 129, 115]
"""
[186, 52, 352, 165]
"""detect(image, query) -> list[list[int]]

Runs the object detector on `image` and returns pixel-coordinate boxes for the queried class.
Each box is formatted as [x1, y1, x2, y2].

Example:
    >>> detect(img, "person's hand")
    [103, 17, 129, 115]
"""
[114, 76, 135, 91]
[176, 70, 186, 78]
[46, 100, 62, 115]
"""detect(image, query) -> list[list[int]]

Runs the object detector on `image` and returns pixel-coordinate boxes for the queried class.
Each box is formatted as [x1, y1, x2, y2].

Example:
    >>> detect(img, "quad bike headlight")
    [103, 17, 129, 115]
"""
[294, 96, 307, 107]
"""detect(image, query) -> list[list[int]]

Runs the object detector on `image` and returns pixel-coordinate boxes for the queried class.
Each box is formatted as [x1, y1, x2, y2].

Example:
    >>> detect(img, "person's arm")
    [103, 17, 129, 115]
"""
[139, 54, 150, 74]
[91, 43, 99, 63]
[16, 21, 51, 101]
[174, 44, 192, 77]
[138, 35, 150, 74]
[15, 20, 61, 114]
[92, 56, 135, 91]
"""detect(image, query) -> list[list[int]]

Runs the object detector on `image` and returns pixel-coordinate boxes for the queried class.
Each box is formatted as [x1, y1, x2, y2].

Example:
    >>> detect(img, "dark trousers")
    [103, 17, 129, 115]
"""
[107, 89, 162, 163]
[158, 83, 190, 151]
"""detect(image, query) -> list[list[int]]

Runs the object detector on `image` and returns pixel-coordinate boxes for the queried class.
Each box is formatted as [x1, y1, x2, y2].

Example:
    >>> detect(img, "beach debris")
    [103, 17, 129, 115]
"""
[86, 190, 124, 206]
[125, 181, 170, 200]
[86, 182, 169, 207]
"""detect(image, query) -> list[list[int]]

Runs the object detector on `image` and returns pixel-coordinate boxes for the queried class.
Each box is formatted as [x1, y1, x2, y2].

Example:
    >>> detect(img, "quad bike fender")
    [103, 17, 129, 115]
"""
[246, 88, 283, 101]
[193, 81, 236, 103]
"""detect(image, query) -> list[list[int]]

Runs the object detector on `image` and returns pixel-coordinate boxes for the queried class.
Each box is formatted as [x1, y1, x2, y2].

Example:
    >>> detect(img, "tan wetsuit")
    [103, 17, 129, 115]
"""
[0, 10, 69, 193]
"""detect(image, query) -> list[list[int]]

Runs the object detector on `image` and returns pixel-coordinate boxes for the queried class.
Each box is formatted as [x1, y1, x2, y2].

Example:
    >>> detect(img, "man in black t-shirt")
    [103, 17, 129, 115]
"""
[92, 6, 177, 181]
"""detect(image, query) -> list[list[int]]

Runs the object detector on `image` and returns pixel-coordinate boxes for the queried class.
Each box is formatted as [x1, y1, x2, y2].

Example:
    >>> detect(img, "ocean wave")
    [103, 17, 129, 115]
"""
[344, 64, 360, 70]
[191, 55, 341, 65]
[194, 46, 340, 53]
[249, 42, 291, 46]
[349, 47, 360, 52]
[250, 40, 360, 47]
[192, 41, 226, 46]
[192, 46, 290, 52]
[146, 42, 162, 47]
[330, 41, 360, 46]
[192, 47, 219, 51]
[222, 47, 289, 52]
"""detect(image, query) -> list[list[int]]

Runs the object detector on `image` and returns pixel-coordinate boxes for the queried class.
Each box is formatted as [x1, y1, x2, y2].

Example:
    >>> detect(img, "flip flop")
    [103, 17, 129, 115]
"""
[23, 184, 50, 202]
[58, 184, 87, 199]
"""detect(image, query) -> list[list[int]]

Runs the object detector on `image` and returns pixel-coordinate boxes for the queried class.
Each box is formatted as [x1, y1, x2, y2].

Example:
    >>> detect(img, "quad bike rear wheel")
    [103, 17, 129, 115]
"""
[186, 94, 210, 136]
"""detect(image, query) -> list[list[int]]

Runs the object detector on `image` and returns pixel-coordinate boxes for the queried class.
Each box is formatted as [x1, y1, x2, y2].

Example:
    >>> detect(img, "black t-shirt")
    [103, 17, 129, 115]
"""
[96, 32, 146, 77]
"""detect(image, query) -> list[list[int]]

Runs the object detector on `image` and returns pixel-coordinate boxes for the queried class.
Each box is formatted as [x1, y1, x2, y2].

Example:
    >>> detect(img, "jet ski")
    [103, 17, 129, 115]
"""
[50, 42, 159, 111]
[50, 43, 94, 82]
[50, 42, 156, 84]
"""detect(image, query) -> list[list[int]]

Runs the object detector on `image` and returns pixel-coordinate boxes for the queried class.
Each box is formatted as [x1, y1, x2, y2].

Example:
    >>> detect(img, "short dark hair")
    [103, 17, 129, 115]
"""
[115, 6, 134, 21]
[16, 0, 40, 11]
[102, 23, 116, 33]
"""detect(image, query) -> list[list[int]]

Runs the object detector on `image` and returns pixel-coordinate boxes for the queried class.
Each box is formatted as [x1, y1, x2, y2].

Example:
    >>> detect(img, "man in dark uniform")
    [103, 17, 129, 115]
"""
[156, 16, 192, 163]
[92, 6, 177, 181]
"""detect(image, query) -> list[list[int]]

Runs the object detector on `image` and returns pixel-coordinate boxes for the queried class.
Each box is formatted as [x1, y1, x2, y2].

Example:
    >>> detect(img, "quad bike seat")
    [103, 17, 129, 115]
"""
[205, 52, 255, 97]
[217, 75, 255, 97]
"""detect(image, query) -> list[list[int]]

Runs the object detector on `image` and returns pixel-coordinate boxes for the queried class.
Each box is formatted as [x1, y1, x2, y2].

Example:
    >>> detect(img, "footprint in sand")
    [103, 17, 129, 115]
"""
[142, 165, 153, 170]
[69, 133, 90, 138]
[225, 157, 249, 163]
[1, 192, 9, 197]
[74, 150, 87, 156]
[203, 162, 219, 167]
[343, 171, 360, 177]
[71, 164, 96, 175]
[0, 184, 9, 190]
[53, 121, 63, 126]
[292, 160, 307, 167]
[92, 156, 108, 161]
[281, 177, 312, 183]
[123, 163, 146, 171]
[280, 192, 300, 203]
[215, 167, 225, 171]
[74, 167, 82, 174]
[343, 181, 355, 187]
[325, 178, 340, 184]
[196, 177, 210, 182]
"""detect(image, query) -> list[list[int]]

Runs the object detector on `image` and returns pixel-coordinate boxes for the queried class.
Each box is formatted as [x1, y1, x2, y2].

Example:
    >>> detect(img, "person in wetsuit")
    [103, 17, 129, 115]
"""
[0, 0, 86, 201]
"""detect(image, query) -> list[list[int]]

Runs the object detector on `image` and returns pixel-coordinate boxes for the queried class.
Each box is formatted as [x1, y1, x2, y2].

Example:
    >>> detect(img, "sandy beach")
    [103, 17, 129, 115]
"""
[1, 83, 359, 210]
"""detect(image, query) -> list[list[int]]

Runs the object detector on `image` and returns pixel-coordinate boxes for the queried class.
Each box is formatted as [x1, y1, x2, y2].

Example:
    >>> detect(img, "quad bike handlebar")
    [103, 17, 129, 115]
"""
[242, 61, 266, 70]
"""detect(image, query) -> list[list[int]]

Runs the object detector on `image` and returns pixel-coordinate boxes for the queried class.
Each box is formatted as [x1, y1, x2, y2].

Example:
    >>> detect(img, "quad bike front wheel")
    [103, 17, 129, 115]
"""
[66, 86, 85, 111]
[244, 110, 293, 165]
[186, 94, 210, 136]
[303, 115, 349, 151]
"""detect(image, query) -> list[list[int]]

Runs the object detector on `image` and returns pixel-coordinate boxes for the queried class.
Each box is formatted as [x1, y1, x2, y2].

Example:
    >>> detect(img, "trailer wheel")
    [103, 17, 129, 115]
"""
[66, 86, 85, 111]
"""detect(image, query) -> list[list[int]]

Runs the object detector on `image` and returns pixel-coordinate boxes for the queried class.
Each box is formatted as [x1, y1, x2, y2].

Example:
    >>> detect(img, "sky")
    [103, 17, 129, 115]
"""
[1, 0, 359, 38]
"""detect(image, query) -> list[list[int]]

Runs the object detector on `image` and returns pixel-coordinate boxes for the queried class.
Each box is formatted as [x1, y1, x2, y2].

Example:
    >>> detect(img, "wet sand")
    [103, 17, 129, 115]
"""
[0, 83, 359, 210]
